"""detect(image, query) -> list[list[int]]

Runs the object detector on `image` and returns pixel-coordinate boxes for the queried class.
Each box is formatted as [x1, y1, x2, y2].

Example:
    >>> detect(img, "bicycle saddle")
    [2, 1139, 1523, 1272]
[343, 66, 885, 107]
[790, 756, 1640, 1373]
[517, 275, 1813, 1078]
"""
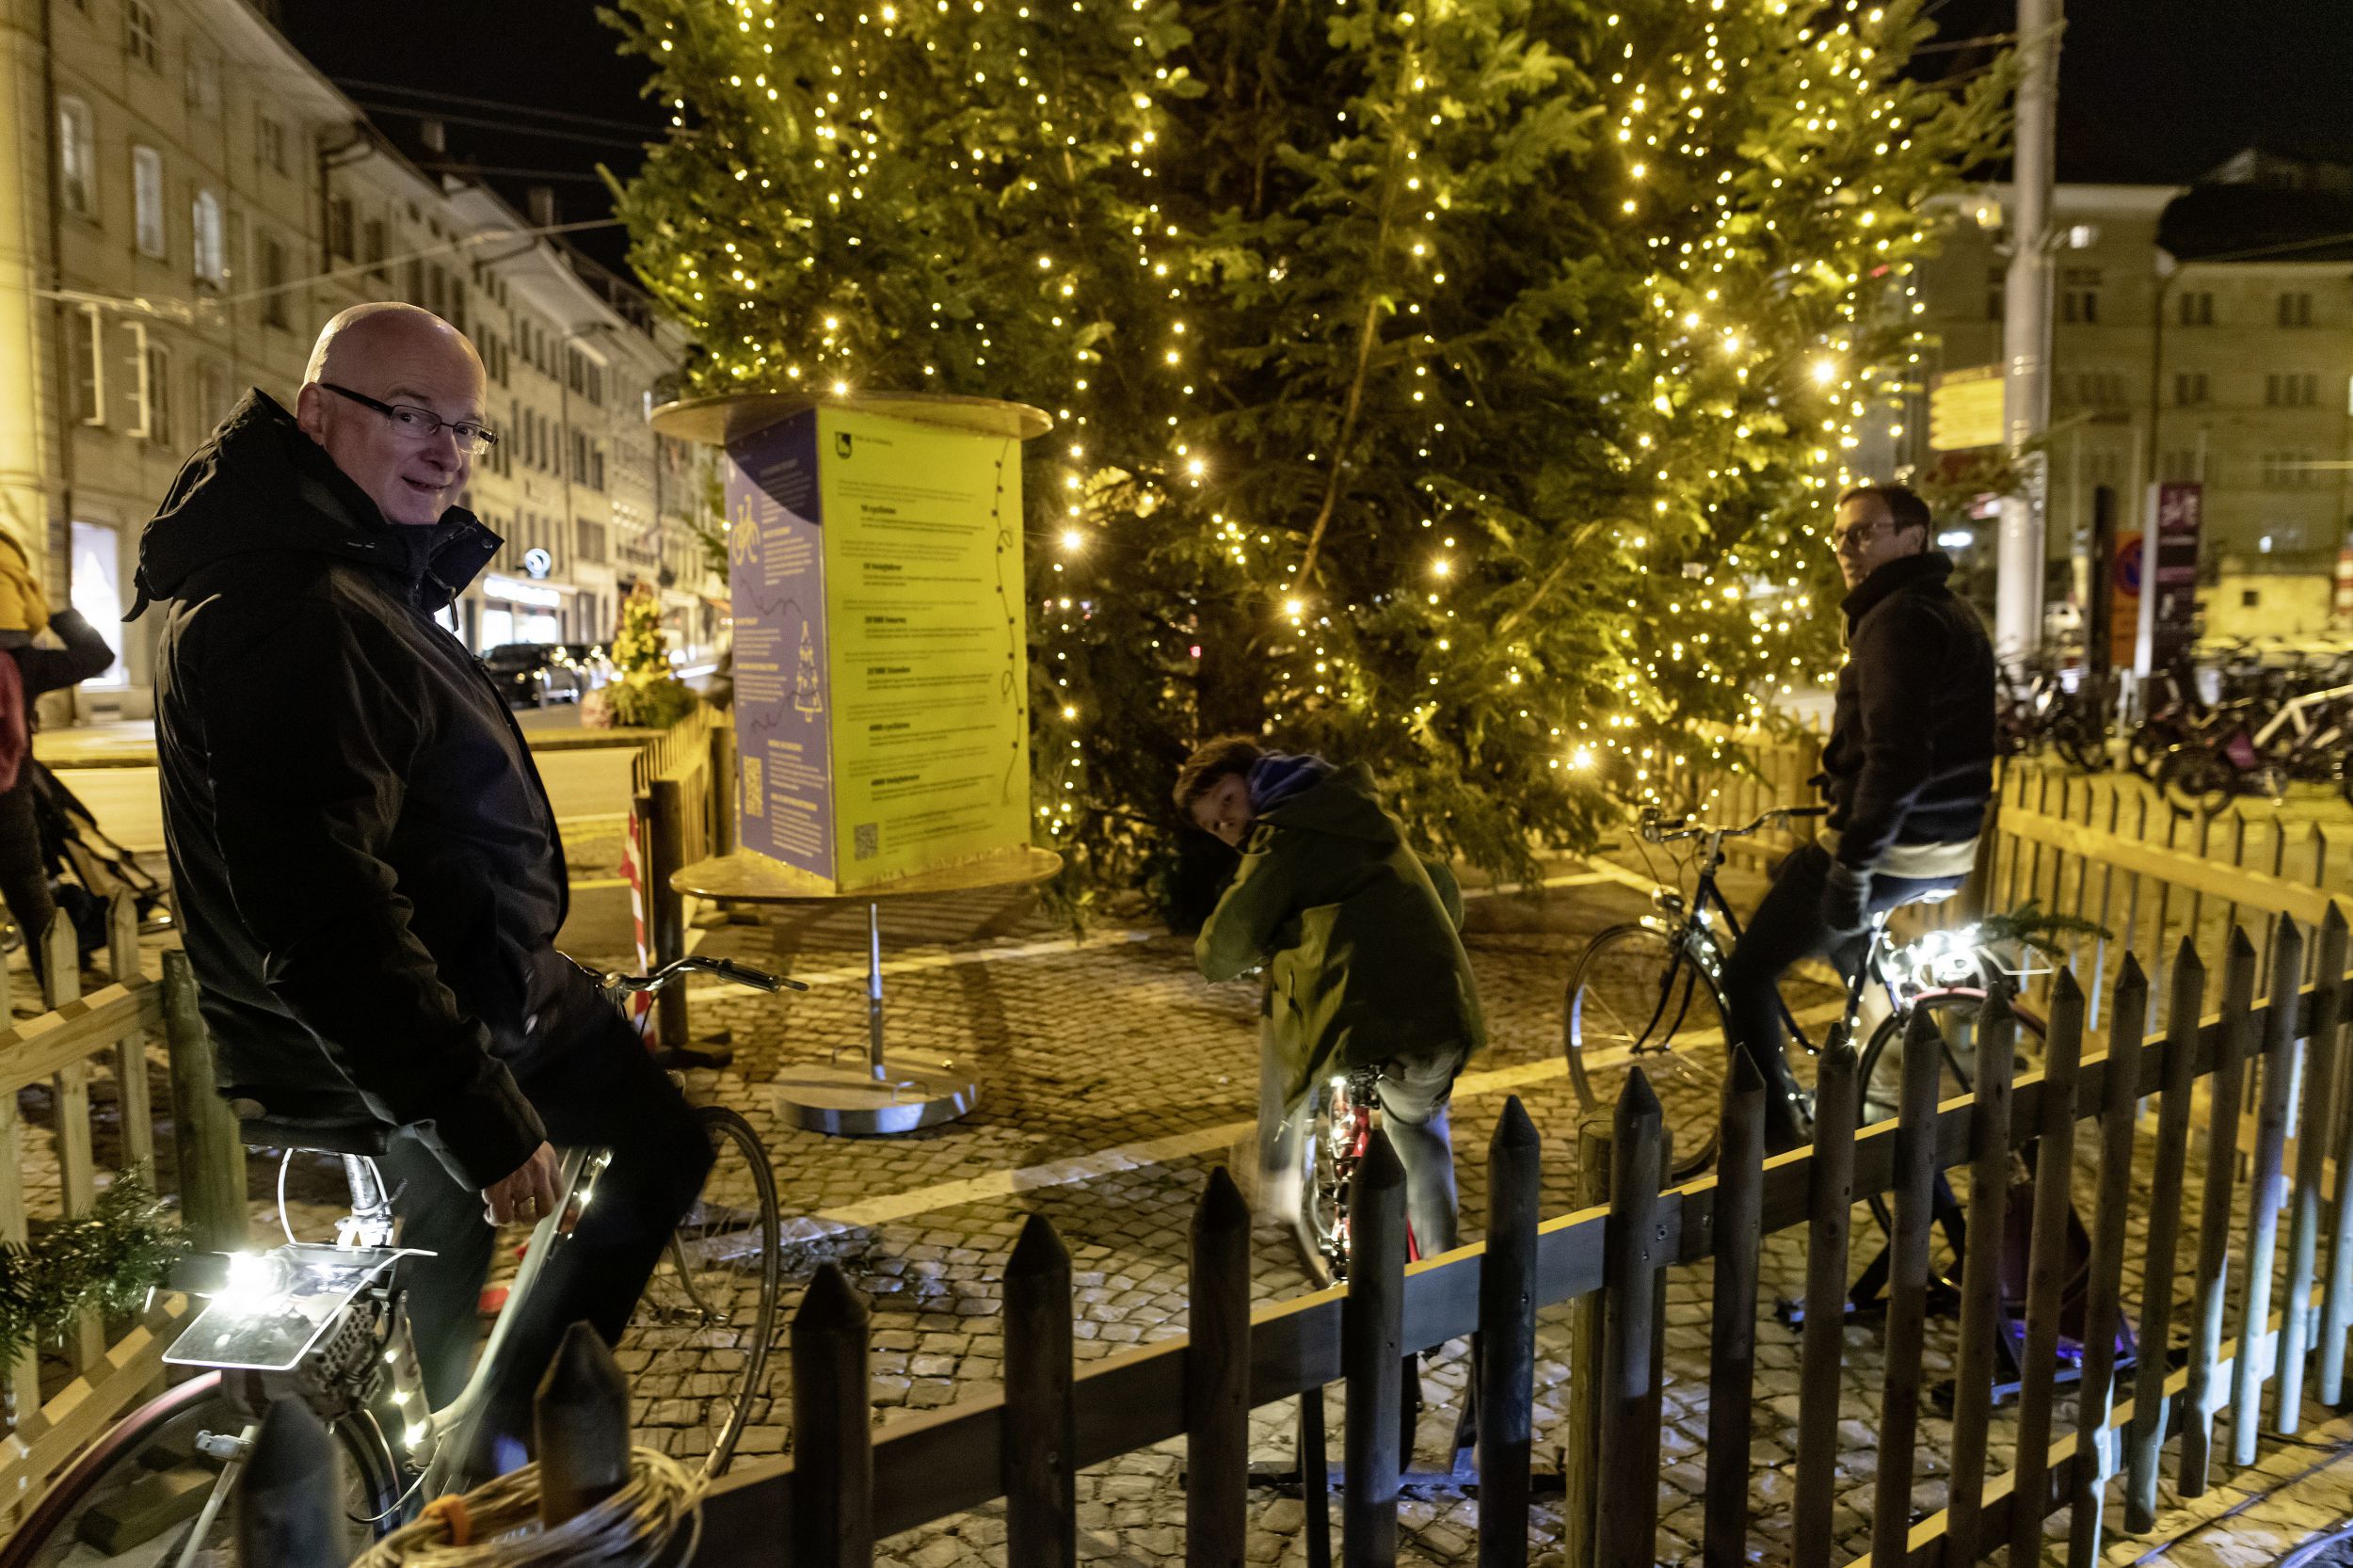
[228, 1098, 393, 1157]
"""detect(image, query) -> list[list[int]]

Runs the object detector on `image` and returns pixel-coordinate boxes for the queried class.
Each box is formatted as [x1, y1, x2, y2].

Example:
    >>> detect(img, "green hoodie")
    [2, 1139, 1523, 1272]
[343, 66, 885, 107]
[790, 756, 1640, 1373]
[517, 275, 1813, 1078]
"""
[1194, 763, 1486, 1106]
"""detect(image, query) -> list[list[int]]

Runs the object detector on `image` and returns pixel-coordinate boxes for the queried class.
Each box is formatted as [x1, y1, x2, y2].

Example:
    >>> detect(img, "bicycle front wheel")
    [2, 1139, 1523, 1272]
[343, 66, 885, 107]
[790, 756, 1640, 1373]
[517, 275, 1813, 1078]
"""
[1857, 989, 2053, 1295]
[616, 1104, 781, 1480]
[1564, 922, 1728, 1167]
[0, 1372, 400, 1568]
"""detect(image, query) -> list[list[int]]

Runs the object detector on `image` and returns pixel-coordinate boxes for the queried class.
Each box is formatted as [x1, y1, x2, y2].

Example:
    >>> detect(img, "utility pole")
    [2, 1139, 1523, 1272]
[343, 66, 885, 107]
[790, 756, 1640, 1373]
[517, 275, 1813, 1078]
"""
[1993, 0, 2063, 665]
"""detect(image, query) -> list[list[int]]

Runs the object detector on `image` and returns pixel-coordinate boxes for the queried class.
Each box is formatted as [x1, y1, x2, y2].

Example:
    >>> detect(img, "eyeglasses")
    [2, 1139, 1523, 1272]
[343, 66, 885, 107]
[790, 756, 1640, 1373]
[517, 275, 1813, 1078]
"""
[1829, 518, 1899, 553]
[322, 383, 500, 456]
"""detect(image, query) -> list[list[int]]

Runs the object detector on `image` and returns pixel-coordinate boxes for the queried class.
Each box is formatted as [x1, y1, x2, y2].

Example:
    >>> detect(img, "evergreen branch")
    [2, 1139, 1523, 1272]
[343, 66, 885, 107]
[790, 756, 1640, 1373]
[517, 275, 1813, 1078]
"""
[1295, 294, 1385, 589]
[1493, 519, 1609, 640]
[1980, 901, 2115, 958]
[0, 1169, 186, 1369]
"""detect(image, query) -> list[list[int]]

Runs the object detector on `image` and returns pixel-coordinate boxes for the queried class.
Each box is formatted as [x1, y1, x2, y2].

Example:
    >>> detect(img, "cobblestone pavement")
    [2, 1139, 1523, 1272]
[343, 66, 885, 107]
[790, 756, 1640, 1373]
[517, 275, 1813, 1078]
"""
[606, 861, 2348, 1568]
[14, 847, 2349, 1568]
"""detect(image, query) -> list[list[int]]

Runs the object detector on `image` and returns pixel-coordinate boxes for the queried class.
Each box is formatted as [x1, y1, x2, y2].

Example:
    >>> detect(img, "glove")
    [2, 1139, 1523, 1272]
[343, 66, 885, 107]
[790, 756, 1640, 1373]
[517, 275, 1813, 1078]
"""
[1821, 860, 1872, 935]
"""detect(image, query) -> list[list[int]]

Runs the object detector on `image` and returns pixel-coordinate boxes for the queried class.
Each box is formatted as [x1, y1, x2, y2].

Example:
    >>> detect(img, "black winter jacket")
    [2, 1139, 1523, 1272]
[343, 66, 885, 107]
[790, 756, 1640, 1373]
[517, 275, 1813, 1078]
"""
[1817, 552, 1996, 872]
[135, 391, 578, 1190]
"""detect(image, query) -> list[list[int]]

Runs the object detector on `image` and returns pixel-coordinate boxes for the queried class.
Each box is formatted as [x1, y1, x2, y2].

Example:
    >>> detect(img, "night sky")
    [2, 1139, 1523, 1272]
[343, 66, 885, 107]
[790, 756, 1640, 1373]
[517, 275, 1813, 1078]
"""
[277, 0, 2353, 279]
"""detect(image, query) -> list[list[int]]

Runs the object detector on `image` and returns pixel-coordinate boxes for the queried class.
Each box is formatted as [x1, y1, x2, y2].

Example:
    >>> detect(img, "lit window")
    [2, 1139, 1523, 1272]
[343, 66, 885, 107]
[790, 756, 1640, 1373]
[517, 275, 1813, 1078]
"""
[133, 147, 166, 258]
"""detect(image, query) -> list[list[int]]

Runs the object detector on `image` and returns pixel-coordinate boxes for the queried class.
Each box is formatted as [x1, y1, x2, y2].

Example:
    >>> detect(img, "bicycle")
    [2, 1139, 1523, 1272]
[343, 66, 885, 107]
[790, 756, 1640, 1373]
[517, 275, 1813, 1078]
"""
[1294, 1064, 1406, 1288]
[3, 953, 804, 1568]
[1563, 805, 2051, 1276]
[2154, 680, 2353, 817]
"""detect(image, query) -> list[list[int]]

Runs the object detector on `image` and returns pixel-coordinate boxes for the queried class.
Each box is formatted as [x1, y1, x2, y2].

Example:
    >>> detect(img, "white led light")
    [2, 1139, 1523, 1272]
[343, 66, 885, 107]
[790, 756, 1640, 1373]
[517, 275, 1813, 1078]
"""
[214, 1251, 289, 1317]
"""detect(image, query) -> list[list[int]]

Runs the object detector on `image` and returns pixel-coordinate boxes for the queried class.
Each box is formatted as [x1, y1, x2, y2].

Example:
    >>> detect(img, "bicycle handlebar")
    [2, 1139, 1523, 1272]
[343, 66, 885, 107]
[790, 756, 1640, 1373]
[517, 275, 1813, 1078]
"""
[600, 954, 808, 996]
[1639, 803, 1827, 845]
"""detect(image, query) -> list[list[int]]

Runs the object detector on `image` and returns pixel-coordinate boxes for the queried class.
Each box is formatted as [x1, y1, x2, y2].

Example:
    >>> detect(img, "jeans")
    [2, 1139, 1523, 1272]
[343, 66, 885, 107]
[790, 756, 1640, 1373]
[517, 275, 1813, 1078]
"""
[0, 779, 55, 988]
[1260, 1043, 1466, 1257]
[382, 1009, 712, 1463]
[1717, 841, 1962, 1152]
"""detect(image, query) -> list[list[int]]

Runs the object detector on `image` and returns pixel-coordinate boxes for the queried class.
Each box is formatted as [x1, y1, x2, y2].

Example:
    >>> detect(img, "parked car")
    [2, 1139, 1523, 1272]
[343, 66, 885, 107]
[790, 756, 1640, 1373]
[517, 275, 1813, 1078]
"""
[480, 643, 616, 708]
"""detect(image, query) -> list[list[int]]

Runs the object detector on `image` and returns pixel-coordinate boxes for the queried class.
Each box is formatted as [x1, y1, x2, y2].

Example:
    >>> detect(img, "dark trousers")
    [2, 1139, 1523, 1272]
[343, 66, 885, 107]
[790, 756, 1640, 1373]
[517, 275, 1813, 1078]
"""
[0, 779, 54, 988]
[383, 1015, 712, 1454]
[1718, 841, 1962, 1151]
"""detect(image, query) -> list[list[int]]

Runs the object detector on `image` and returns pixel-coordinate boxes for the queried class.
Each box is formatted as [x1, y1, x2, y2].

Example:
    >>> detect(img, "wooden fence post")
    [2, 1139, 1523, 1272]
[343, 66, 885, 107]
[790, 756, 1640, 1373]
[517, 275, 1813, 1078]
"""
[536, 1321, 632, 1528]
[1005, 1213, 1077, 1568]
[2319, 917, 2353, 1405]
[1946, 989, 2020, 1565]
[1793, 1042, 1860, 1568]
[40, 913, 104, 1370]
[2276, 906, 2347, 1429]
[709, 717, 739, 857]
[1342, 1131, 1408, 1568]
[234, 1400, 343, 1568]
[2010, 969, 2087, 1568]
[2126, 943, 2206, 1531]
[2182, 929, 2260, 1496]
[648, 775, 691, 1049]
[2068, 960, 2148, 1568]
[1478, 1098, 1542, 1568]
[161, 949, 248, 1253]
[1703, 1058, 1767, 1568]
[2232, 919, 2304, 1466]
[1872, 1010, 1946, 1568]
[1187, 1171, 1251, 1568]
[1596, 1071, 1667, 1568]
[793, 1263, 875, 1568]
[1561, 1112, 1613, 1568]
[0, 950, 40, 1447]
[106, 894, 153, 1174]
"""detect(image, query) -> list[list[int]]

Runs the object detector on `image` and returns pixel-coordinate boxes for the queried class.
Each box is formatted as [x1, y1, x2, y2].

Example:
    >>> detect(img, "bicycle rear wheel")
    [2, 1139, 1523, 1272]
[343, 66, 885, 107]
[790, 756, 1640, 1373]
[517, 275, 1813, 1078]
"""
[1857, 989, 2056, 1295]
[0, 1372, 399, 1568]
[1564, 922, 1727, 1170]
[2157, 744, 2237, 818]
[615, 1104, 781, 1480]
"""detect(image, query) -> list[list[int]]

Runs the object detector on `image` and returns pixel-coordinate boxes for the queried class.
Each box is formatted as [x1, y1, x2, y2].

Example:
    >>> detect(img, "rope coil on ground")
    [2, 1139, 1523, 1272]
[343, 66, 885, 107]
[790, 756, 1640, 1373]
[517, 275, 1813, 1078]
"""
[351, 1448, 701, 1568]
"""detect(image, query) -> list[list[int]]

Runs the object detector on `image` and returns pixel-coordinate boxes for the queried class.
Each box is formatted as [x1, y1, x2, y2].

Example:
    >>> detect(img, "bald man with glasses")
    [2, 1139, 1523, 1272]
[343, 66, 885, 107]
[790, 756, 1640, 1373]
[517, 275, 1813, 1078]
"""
[1717, 482, 1997, 1150]
[132, 303, 712, 1474]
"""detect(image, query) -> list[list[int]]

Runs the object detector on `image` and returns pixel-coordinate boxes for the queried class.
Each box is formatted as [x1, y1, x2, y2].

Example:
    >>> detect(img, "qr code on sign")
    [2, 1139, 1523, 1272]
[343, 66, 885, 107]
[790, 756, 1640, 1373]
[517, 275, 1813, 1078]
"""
[854, 822, 878, 861]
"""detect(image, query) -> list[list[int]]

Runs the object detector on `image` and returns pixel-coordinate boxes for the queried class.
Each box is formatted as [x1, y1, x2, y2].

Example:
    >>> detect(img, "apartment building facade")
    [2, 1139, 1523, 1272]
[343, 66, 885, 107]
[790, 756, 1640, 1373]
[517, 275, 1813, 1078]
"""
[1916, 158, 2353, 638]
[0, 0, 720, 718]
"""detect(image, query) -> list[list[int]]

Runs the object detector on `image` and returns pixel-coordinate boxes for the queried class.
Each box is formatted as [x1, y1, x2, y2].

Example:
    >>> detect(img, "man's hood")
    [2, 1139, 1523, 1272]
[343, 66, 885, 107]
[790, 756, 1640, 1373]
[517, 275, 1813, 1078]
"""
[129, 389, 501, 619]
[1257, 761, 1403, 845]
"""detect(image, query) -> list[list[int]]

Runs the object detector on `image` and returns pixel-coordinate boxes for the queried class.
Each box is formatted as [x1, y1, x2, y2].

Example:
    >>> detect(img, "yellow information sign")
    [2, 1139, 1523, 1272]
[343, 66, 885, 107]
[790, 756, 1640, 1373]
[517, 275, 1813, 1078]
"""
[727, 404, 1036, 890]
[1929, 364, 2005, 452]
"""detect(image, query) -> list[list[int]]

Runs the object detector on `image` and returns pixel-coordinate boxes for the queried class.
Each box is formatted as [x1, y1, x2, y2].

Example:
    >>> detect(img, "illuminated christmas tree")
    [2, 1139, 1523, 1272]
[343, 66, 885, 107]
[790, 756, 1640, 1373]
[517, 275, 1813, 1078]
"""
[610, 0, 2008, 897]
[601, 583, 698, 729]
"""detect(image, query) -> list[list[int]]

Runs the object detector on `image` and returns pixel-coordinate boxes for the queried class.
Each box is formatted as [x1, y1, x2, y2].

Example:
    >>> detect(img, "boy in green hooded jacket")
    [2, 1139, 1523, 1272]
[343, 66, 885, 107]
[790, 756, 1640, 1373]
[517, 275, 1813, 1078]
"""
[1176, 736, 1485, 1268]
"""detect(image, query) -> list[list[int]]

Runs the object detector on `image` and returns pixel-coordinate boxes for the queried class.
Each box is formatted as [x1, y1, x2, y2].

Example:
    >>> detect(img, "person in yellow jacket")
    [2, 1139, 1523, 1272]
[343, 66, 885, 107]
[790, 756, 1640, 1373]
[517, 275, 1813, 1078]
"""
[0, 524, 114, 983]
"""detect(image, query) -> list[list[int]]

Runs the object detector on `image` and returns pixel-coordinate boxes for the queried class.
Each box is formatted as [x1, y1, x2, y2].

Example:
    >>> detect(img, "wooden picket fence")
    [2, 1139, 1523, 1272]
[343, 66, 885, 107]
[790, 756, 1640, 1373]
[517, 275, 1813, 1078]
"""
[0, 899, 246, 1527]
[648, 908, 2351, 1568]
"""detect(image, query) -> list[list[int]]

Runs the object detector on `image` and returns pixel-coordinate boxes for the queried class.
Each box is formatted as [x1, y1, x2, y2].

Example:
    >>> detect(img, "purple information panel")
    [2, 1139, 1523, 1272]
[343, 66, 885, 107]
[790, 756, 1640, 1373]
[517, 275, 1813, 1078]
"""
[726, 411, 833, 880]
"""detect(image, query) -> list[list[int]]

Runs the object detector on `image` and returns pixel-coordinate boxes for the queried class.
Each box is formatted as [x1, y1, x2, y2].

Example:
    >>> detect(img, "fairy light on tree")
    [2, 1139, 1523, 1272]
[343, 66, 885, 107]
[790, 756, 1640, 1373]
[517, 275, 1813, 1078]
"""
[612, 0, 2008, 895]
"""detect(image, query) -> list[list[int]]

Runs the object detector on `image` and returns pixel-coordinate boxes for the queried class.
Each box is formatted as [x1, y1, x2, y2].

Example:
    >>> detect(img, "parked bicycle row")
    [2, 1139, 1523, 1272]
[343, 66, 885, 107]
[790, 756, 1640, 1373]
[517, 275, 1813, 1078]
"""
[1998, 645, 2353, 815]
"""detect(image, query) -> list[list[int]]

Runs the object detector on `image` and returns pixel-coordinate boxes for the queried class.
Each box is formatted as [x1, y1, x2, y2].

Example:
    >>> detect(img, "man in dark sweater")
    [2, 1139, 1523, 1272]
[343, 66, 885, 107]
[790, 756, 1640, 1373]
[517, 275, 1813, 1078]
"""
[137, 303, 710, 1470]
[1719, 483, 1996, 1150]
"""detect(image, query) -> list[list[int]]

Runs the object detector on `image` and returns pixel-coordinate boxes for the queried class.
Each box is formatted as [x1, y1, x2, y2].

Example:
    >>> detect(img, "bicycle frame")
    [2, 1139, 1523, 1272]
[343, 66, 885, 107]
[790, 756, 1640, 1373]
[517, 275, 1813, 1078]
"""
[1644, 824, 1906, 1060]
